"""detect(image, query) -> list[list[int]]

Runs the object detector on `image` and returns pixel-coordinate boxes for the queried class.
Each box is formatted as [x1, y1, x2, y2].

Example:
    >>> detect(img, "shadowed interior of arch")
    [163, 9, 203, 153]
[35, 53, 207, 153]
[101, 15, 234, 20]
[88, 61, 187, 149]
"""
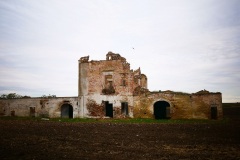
[61, 104, 73, 118]
[153, 101, 170, 119]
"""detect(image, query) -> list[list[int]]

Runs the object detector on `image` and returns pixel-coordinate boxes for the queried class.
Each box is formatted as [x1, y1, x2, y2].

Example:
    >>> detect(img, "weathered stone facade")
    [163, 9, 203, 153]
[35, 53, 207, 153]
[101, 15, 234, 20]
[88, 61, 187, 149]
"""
[133, 91, 222, 119]
[0, 52, 222, 119]
[78, 52, 222, 119]
[78, 52, 147, 118]
[0, 97, 78, 118]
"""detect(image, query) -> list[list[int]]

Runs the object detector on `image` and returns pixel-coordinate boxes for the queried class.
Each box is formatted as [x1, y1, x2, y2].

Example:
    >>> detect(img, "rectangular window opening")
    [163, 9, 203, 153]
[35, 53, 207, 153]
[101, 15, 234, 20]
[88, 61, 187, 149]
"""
[211, 106, 217, 119]
[105, 75, 114, 89]
[105, 101, 113, 118]
[122, 79, 126, 86]
[105, 75, 113, 85]
[121, 102, 129, 116]
[30, 107, 35, 117]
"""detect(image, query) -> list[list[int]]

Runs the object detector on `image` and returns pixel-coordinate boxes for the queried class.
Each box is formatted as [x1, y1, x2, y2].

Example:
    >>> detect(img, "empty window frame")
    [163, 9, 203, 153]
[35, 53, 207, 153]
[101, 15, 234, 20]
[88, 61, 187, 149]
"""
[121, 79, 126, 86]
[121, 102, 129, 116]
[105, 75, 113, 87]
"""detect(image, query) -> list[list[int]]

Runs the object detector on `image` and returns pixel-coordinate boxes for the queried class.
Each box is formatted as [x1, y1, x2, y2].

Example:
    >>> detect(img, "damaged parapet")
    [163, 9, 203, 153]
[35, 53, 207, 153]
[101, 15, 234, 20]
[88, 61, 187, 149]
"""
[133, 67, 148, 89]
[133, 86, 150, 96]
[106, 51, 130, 70]
[80, 56, 89, 63]
[106, 51, 126, 61]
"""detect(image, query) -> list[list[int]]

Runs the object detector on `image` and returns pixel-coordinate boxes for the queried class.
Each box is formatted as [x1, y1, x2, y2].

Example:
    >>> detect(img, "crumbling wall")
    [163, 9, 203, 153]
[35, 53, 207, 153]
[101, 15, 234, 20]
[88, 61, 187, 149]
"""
[87, 59, 133, 95]
[133, 91, 222, 119]
[191, 92, 222, 119]
[169, 93, 192, 119]
[78, 52, 139, 118]
[81, 93, 134, 118]
[133, 95, 154, 118]
[86, 98, 104, 117]
[140, 74, 148, 89]
[0, 97, 79, 118]
[79, 52, 147, 97]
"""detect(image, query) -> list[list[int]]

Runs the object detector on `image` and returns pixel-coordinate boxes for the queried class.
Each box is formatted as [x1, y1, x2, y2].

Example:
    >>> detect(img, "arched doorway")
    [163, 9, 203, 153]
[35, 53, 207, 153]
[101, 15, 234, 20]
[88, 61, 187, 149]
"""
[154, 101, 170, 119]
[61, 104, 73, 118]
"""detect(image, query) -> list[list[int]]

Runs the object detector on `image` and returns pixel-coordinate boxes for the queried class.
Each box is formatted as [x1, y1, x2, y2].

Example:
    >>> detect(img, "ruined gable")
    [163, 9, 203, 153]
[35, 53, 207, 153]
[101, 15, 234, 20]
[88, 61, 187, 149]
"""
[79, 52, 147, 96]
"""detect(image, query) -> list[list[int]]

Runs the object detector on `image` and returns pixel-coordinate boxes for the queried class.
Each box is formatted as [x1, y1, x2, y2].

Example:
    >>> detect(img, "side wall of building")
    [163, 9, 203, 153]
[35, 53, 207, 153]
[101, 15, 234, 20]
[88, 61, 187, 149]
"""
[133, 92, 222, 119]
[0, 97, 79, 118]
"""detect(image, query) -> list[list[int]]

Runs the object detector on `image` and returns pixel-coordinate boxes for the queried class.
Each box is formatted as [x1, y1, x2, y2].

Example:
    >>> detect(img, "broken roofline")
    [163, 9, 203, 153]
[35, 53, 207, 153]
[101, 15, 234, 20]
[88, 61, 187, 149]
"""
[80, 51, 126, 62]
[151, 90, 221, 95]
[79, 52, 143, 72]
[79, 52, 221, 95]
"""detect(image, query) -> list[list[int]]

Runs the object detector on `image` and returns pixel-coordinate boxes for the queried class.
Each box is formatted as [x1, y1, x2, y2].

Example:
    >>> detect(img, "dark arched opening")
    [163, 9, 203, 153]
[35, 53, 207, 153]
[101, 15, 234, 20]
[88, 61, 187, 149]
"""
[61, 104, 73, 118]
[154, 101, 170, 119]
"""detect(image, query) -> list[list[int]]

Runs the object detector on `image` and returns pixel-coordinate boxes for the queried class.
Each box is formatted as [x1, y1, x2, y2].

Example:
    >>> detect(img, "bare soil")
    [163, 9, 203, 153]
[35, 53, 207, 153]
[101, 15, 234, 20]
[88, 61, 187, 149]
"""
[0, 105, 240, 160]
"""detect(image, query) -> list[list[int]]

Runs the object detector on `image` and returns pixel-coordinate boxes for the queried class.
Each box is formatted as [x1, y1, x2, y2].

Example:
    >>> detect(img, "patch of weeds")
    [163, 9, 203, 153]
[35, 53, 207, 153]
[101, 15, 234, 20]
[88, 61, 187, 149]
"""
[0, 116, 228, 124]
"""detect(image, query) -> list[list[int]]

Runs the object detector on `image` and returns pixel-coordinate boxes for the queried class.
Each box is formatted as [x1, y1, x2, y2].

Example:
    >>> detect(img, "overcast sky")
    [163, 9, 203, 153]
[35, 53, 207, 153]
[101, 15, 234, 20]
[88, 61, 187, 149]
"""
[0, 0, 239, 102]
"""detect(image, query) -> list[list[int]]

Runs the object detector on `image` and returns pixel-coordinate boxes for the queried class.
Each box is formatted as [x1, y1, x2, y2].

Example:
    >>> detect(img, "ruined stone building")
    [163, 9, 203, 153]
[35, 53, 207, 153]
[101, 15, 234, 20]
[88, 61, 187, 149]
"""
[0, 52, 223, 119]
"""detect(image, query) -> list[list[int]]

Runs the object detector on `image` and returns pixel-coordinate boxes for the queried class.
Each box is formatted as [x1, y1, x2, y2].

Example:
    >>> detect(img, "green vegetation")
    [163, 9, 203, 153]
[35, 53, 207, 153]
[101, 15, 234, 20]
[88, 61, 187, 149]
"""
[0, 93, 31, 99]
[0, 93, 57, 99]
[0, 103, 236, 124]
[0, 116, 227, 124]
[41, 94, 56, 98]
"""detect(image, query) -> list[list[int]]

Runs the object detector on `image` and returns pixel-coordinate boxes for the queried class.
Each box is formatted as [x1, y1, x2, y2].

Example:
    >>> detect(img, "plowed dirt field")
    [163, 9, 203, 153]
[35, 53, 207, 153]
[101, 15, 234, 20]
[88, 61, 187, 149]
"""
[0, 104, 240, 160]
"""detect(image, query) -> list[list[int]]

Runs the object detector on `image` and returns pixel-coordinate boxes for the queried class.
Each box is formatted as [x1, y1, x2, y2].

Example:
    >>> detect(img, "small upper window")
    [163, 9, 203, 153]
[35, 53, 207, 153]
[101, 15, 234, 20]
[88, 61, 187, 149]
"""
[105, 75, 113, 87]
[122, 79, 126, 86]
